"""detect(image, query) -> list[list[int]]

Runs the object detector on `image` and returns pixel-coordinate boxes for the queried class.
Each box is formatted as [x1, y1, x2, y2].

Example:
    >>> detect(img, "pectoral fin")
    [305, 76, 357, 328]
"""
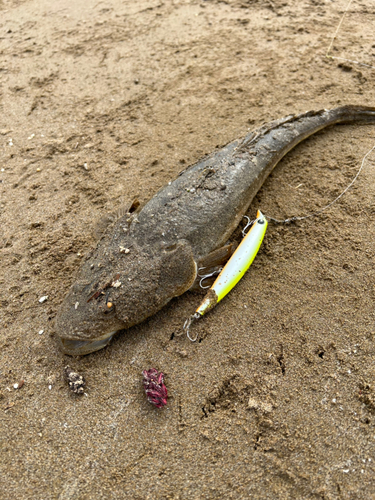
[159, 240, 197, 298]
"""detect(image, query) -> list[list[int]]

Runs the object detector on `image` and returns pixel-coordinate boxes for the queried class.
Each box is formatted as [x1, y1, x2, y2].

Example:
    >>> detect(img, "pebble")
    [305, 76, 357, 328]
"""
[38, 329, 44, 335]
[39, 296, 48, 303]
[11, 381, 23, 390]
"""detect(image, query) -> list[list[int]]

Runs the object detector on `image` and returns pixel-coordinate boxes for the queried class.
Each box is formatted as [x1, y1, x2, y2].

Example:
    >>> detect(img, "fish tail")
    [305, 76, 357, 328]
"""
[333, 105, 375, 124]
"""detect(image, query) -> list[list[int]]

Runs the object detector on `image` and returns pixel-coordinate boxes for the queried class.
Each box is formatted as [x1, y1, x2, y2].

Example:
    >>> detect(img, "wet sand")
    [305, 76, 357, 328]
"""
[1, 0, 375, 498]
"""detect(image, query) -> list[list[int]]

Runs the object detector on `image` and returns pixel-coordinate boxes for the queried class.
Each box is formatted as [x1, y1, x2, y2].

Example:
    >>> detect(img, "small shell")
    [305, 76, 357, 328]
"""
[64, 366, 86, 395]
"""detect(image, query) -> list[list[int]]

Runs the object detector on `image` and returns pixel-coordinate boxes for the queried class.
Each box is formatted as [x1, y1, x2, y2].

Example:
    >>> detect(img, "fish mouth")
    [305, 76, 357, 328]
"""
[58, 330, 118, 356]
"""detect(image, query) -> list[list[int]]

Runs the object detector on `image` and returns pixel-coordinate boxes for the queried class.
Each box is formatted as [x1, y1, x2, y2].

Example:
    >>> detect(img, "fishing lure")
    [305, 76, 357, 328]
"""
[184, 210, 268, 341]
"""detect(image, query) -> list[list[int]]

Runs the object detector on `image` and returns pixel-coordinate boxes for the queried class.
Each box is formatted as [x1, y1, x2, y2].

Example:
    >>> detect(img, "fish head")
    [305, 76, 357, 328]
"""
[55, 236, 197, 355]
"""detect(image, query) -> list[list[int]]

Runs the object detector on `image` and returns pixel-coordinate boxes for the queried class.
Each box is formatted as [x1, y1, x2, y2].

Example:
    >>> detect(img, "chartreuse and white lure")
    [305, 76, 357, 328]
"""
[184, 210, 268, 341]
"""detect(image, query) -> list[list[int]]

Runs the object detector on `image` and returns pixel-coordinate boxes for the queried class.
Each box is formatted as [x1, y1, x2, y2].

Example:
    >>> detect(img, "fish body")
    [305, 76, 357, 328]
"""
[55, 105, 375, 354]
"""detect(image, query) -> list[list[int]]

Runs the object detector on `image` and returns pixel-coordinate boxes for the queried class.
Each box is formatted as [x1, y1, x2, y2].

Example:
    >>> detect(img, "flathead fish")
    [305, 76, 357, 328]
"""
[55, 105, 375, 354]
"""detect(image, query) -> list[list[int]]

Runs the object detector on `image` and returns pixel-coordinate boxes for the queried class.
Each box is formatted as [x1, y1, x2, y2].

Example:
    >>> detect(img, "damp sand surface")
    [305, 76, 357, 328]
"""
[1, 0, 375, 498]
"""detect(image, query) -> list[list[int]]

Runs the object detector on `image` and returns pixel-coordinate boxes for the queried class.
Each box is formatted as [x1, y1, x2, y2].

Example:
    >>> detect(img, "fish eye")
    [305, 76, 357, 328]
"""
[104, 301, 116, 314]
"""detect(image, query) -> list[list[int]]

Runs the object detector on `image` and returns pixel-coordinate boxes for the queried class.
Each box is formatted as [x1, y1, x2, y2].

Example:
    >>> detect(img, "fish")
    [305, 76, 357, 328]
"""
[55, 105, 375, 355]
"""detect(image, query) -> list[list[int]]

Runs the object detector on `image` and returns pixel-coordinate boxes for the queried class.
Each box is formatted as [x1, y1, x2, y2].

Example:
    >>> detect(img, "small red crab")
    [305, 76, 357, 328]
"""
[142, 368, 168, 408]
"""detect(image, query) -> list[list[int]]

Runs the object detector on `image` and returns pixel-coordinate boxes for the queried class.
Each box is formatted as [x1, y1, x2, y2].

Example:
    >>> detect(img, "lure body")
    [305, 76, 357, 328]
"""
[55, 106, 375, 354]
[196, 210, 268, 317]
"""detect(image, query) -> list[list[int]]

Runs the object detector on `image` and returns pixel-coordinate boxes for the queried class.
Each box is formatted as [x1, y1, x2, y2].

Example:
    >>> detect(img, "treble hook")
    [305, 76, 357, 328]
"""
[183, 313, 201, 342]
[198, 268, 222, 289]
[242, 215, 259, 237]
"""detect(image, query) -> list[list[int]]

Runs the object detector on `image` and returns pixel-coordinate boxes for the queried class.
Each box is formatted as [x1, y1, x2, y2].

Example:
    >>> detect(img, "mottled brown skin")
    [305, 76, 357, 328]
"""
[55, 105, 375, 355]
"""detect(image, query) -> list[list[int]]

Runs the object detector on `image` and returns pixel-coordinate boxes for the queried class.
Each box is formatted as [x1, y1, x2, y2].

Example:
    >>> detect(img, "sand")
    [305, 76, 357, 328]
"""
[1, 0, 375, 498]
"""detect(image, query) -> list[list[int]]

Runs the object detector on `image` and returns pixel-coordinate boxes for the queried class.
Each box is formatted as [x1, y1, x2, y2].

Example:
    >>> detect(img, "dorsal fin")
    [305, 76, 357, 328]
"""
[92, 198, 140, 240]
